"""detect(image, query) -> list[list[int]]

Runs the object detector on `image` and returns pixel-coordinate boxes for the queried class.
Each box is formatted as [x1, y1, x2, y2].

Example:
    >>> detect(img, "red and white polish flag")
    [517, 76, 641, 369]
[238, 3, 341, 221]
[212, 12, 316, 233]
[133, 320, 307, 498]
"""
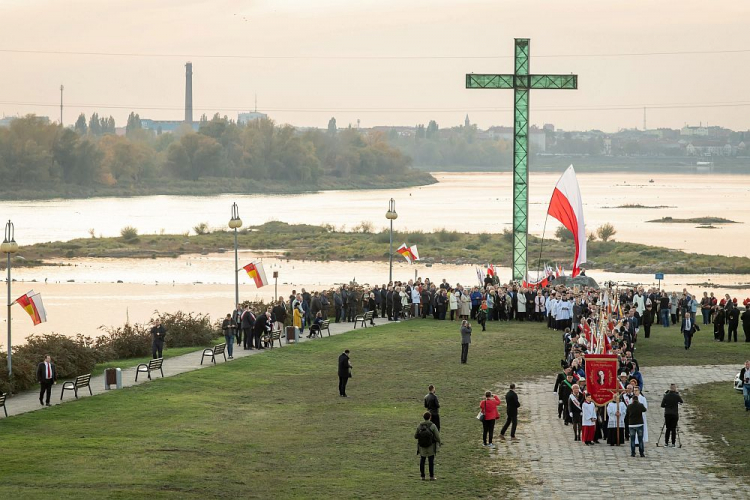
[547, 165, 587, 277]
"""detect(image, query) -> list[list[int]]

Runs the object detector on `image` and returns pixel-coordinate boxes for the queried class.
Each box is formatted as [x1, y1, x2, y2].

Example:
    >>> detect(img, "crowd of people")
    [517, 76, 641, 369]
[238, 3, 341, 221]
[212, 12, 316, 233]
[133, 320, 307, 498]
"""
[211, 277, 748, 474]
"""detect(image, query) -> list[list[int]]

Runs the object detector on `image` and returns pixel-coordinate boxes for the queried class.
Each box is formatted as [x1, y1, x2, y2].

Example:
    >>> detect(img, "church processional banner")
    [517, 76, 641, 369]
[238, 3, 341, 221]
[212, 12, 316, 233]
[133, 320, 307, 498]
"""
[584, 354, 618, 405]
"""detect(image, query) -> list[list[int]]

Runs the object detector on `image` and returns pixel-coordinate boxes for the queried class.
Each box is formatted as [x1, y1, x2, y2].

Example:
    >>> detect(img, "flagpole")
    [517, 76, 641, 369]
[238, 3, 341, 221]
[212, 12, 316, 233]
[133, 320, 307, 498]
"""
[2, 220, 19, 378]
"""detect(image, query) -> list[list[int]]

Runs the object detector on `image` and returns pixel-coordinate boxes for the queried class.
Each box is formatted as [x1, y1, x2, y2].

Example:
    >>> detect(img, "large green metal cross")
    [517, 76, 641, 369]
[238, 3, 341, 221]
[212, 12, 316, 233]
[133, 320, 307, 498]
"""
[466, 38, 577, 282]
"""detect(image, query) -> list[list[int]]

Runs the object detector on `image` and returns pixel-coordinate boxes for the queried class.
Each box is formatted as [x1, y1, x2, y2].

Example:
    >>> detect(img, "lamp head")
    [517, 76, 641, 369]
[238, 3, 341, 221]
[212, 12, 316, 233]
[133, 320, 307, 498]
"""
[229, 203, 242, 229]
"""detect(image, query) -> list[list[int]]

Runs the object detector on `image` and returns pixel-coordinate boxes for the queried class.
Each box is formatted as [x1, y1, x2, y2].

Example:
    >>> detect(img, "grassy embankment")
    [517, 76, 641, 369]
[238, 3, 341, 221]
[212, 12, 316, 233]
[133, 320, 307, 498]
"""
[0, 171, 436, 201]
[0, 319, 561, 499]
[9, 221, 750, 275]
[0, 315, 746, 498]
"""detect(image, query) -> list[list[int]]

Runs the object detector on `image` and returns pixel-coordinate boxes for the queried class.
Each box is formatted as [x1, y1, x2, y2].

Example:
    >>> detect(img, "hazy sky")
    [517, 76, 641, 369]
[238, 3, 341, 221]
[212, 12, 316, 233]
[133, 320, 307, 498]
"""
[1, 0, 749, 132]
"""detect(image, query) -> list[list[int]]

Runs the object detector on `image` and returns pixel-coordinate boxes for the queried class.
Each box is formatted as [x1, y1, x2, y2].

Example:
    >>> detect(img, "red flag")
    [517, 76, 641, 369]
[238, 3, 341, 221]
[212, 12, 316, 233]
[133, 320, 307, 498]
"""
[584, 354, 618, 405]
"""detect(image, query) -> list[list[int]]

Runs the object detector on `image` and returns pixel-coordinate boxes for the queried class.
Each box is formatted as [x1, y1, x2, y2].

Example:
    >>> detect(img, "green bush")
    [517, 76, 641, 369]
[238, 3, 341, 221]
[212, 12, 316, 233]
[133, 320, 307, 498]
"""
[155, 311, 220, 348]
[436, 228, 460, 242]
[120, 226, 139, 241]
[193, 222, 209, 235]
[95, 323, 151, 360]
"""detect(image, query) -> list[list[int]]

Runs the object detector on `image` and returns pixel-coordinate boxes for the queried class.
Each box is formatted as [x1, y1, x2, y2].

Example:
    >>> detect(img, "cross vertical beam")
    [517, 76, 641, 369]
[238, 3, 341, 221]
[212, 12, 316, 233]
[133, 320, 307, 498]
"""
[466, 38, 577, 282]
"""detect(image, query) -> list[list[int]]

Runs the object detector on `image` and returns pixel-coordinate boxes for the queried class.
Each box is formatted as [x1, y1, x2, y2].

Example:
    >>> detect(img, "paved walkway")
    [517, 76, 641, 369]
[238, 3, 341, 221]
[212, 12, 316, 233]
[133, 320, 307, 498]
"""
[489, 364, 744, 499]
[2, 317, 389, 418]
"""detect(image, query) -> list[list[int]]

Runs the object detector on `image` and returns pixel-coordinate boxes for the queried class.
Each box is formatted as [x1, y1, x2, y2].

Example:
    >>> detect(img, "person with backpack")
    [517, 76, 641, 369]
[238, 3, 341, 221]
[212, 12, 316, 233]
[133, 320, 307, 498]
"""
[414, 412, 441, 481]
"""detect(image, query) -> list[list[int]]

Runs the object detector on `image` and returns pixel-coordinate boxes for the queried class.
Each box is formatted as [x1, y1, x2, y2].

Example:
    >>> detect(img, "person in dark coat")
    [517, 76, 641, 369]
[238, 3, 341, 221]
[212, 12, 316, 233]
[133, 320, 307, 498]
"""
[380, 285, 388, 318]
[232, 303, 244, 346]
[499, 383, 521, 439]
[338, 350, 352, 397]
[333, 290, 343, 323]
[424, 385, 441, 431]
[727, 305, 740, 342]
[742, 307, 750, 342]
[36, 354, 56, 407]
[150, 319, 167, 359]
[310, 292, 322, 319]
[660, 384, 683, 447]
[241, 307, 256, 350]
[252, 311, 269, 350]
[714, 308, 726, 342]
[460, 320, 471, 364]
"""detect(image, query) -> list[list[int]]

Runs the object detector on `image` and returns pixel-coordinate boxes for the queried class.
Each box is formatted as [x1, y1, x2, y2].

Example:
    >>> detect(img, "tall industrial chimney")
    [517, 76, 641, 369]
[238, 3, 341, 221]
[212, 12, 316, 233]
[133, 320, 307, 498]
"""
[185, 62, 193, 124]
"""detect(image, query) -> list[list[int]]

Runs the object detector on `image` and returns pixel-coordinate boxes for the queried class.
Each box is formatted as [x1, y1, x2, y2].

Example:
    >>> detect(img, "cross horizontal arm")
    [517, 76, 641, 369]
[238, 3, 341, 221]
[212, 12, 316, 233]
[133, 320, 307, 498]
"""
[466, 74, 514, 89]
[529, 75, 577, 89]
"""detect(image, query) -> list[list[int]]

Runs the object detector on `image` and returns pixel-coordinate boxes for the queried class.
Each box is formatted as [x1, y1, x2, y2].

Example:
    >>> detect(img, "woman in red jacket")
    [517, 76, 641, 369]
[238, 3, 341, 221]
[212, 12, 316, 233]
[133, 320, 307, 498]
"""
[480, 391, 502, 447]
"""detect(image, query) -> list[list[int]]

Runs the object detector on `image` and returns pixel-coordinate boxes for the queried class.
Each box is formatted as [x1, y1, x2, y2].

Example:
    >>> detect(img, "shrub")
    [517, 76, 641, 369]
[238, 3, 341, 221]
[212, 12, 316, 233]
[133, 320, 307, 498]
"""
[478, 233, 491, 244]
[555, 226, 574, 242]
[597, 223, 617, 242]
[436, 228, 460, 242]
[154, 311, 220, 348]
[95, 323, 152, 360]
[193, 222, 209, 235]
[120, 226, 139, 241]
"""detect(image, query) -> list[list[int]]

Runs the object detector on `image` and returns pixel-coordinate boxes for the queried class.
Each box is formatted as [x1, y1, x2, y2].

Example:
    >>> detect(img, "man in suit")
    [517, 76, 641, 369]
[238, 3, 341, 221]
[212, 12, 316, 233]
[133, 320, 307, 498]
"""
[338, 349, 351, 397]
[241, 307, 256, 350]
[36, 354, 56, 407]
[500, 383, 521, 439]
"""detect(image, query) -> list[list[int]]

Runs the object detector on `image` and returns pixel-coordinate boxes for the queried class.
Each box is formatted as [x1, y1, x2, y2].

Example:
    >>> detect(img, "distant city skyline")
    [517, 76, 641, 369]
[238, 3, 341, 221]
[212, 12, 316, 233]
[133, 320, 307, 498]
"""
[1, 0, 749, 132]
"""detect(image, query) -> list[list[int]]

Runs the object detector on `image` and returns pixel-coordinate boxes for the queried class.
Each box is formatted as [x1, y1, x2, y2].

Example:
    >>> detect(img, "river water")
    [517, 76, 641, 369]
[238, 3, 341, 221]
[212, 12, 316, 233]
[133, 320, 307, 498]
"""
[2, 171, 750, 345]
[2, 172, 749, 257]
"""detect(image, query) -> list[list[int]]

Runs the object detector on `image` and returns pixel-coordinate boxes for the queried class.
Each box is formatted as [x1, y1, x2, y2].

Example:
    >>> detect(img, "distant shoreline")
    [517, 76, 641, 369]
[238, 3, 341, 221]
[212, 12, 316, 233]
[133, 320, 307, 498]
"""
[0, 172, 437, 202]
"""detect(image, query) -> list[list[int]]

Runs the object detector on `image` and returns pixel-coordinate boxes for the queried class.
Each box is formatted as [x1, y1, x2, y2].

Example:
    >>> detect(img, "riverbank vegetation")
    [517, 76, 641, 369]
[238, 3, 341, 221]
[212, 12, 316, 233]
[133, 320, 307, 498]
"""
[0, 115, 435, 200]
[7, 222, 750, 275]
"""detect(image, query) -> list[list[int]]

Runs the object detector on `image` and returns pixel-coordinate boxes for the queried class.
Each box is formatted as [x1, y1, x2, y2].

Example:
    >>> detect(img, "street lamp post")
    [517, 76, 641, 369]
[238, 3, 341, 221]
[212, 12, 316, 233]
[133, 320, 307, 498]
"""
[385, 199, 398, 284]
[228, 204, 242, 308]
[1, 220, 19, 378]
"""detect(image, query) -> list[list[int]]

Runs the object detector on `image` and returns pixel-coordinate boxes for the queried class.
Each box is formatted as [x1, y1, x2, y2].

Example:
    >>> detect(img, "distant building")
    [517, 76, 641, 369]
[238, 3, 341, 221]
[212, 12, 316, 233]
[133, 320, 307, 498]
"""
[238, 111, 268, 124]
[487, 125, 546, 152]
[0, 115, 50, 127]
[681, 125, 709, 137]
[141, 119, 199, 134]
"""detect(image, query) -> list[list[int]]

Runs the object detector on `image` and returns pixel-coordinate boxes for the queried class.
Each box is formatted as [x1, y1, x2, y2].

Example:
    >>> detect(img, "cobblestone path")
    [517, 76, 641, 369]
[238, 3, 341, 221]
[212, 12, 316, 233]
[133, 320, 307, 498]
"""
[489, 364, 744, 499]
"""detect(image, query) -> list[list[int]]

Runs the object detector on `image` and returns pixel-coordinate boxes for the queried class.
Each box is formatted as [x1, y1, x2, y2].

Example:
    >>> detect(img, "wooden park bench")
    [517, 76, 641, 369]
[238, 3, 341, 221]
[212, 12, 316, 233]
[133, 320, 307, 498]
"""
[262, 328, 282, 349]
[201, 343, 227, 365]
[320, 320, 331, 337]
[60, 373, 93, 400]
[0, 392, 7, 417]
[136, 358, 164, 381]
[353, 311, 374, 329]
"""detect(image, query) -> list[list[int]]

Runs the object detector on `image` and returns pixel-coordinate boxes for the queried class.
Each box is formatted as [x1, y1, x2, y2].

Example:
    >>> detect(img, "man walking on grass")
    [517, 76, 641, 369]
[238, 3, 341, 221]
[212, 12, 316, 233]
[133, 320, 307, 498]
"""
[424, 385, 441, 431]
[338, 349, 352, 397]
[500, 383, 520, 440]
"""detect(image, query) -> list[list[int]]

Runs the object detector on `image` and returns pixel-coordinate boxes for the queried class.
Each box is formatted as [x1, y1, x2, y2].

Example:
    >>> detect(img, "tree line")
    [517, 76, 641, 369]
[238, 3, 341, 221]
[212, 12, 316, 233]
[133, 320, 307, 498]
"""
[0, 114, 413, 189]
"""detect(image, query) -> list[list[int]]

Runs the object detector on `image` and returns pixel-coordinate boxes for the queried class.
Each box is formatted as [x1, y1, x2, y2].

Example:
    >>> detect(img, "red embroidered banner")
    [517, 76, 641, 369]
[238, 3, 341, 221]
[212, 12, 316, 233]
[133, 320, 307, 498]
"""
[584, 354, 618, 406]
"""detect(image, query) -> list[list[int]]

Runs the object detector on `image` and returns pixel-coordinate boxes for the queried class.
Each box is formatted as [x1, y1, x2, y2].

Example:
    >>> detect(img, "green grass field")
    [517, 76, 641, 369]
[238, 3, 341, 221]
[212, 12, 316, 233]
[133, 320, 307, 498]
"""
[1, 318, 747, 499]
[691, 382, 749, 478]
[0, 319, 562, 499]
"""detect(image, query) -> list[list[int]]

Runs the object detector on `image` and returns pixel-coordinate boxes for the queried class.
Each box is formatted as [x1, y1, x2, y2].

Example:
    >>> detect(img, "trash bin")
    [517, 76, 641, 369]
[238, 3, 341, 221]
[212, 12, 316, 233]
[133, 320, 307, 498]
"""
[286, 326, 299, 344]
[105, 368, 123, 390]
